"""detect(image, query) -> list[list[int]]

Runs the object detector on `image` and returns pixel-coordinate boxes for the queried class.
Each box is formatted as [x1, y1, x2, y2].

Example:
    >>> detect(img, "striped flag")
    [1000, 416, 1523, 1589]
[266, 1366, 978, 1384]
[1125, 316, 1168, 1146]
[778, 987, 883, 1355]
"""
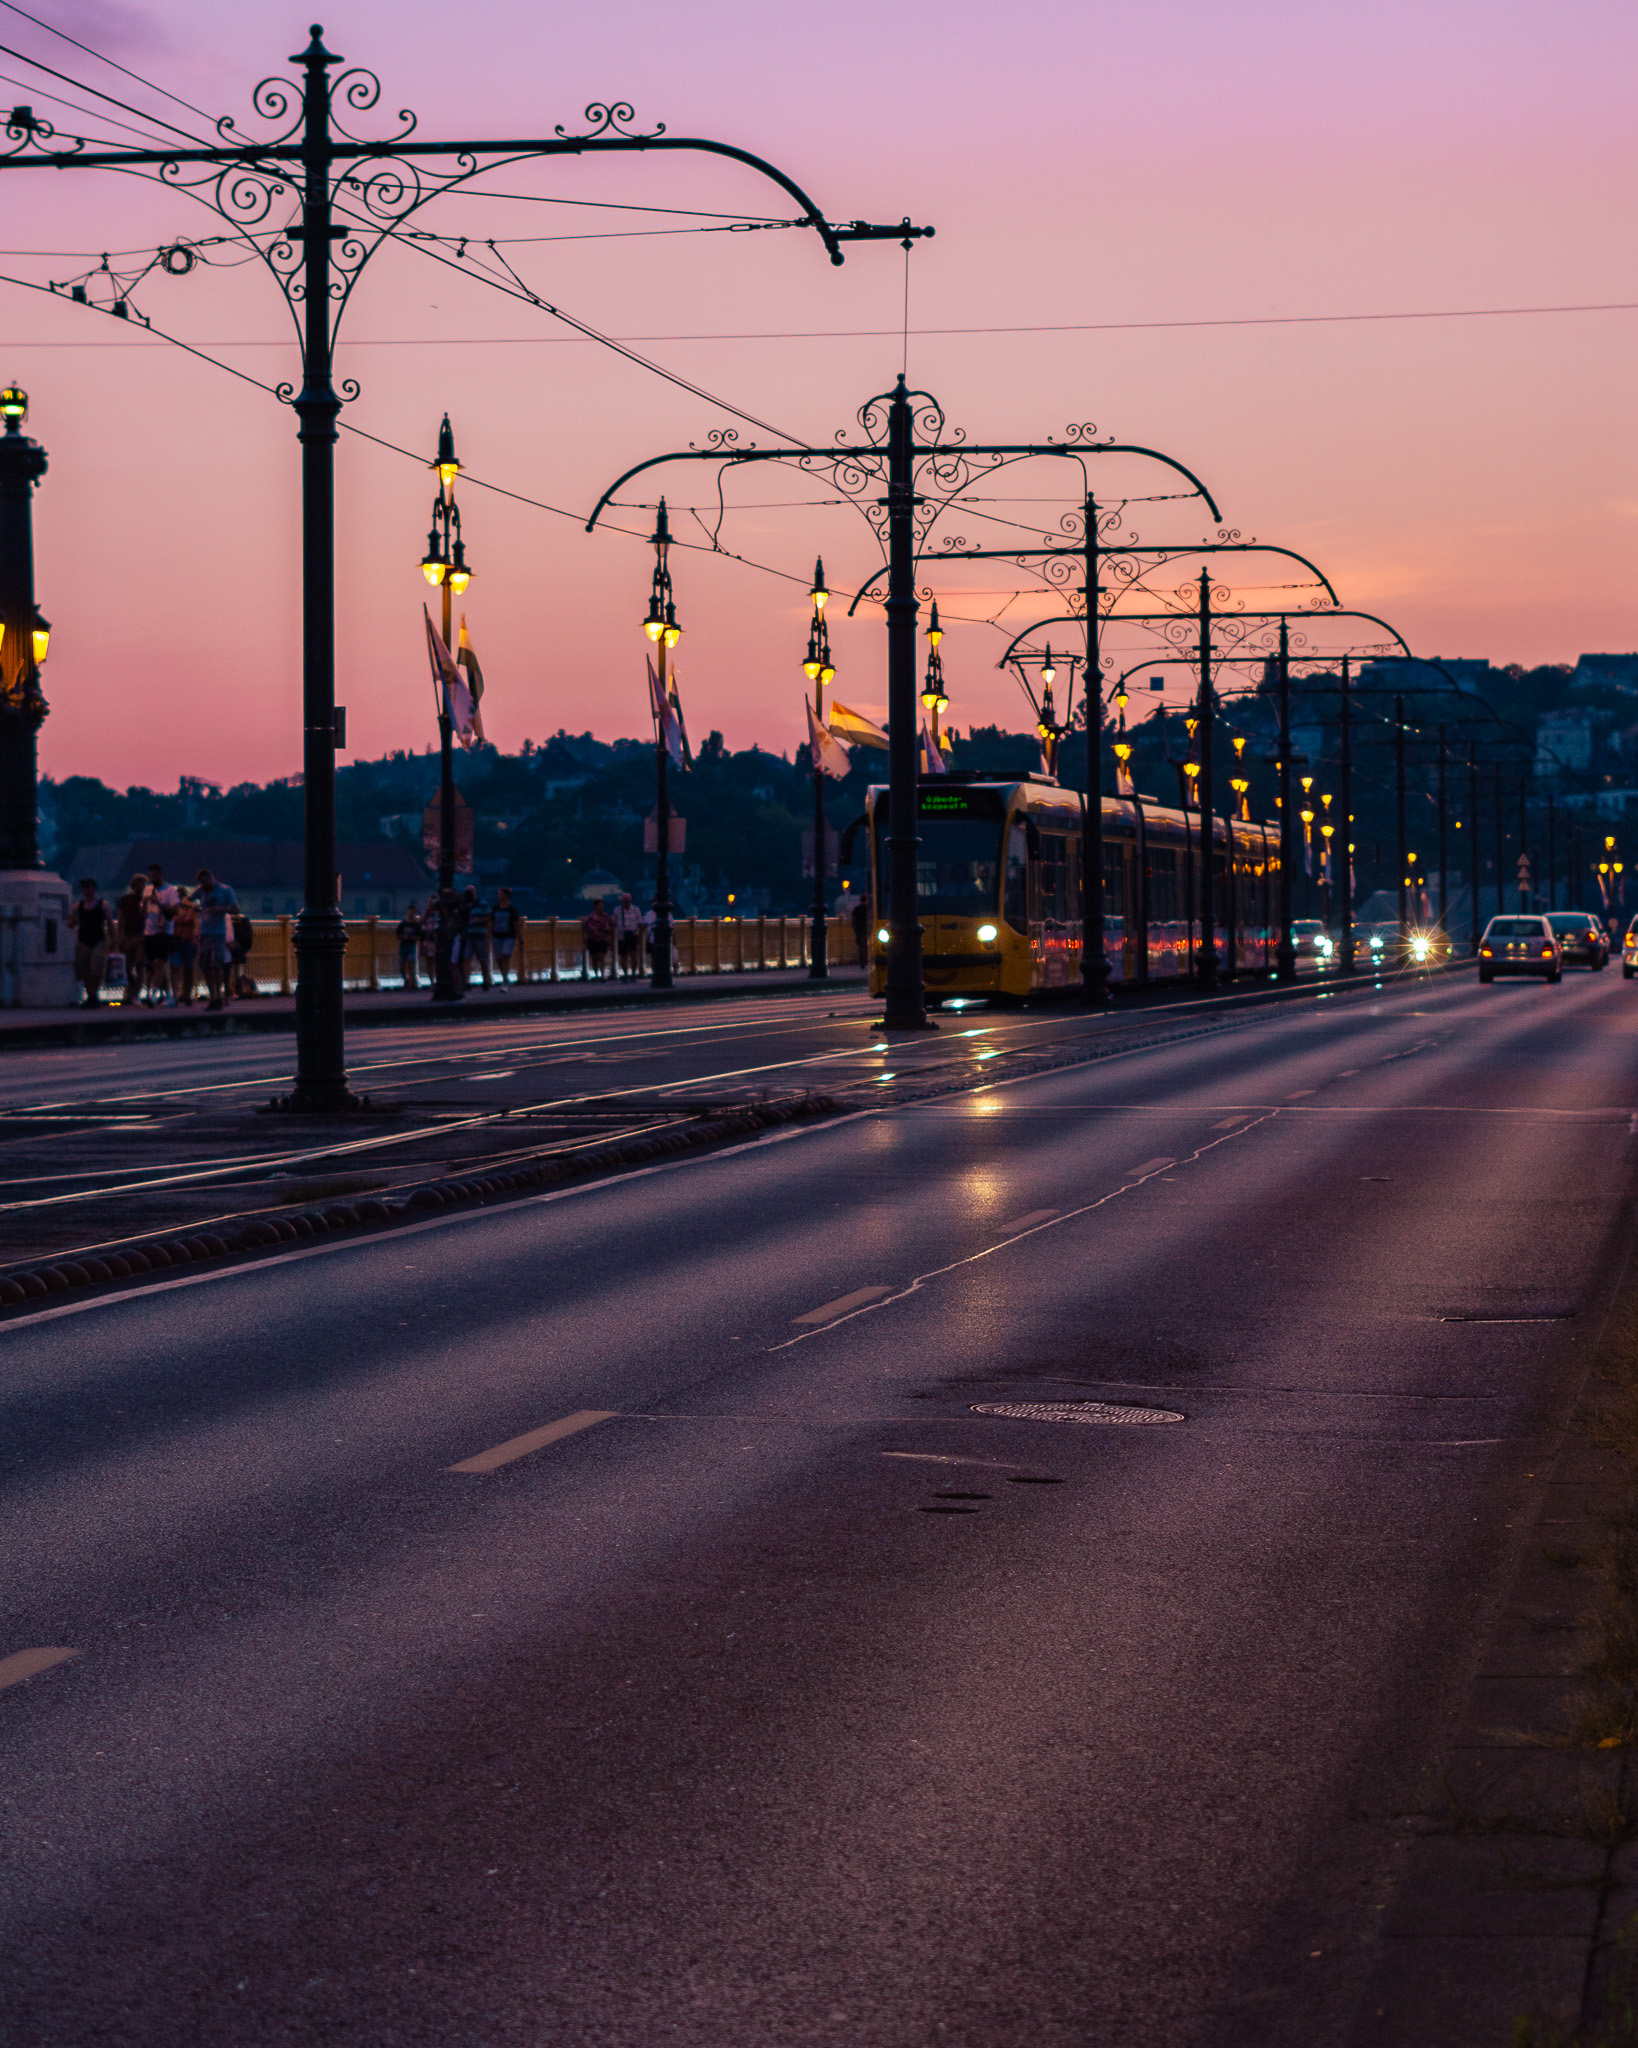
[424, 606, 479, 749]
[456, 616, 486, 749]
[648, 655, 685, 768]
[828, 702, 890, 751]
[807, 703, 853, 780]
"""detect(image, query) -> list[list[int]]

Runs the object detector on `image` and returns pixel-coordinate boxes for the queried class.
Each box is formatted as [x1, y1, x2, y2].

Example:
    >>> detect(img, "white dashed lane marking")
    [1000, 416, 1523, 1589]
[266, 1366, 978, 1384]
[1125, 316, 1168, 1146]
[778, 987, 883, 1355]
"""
[0, 1646, 79, 1691]
[793, 1286, 896, 1325]
[448, 1409, 618, 1474]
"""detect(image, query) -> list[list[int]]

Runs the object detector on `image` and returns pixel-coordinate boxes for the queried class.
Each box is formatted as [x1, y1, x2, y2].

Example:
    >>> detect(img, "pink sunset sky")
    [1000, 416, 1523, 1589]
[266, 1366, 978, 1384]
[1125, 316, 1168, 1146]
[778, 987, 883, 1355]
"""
[0, 0, 1633, 787]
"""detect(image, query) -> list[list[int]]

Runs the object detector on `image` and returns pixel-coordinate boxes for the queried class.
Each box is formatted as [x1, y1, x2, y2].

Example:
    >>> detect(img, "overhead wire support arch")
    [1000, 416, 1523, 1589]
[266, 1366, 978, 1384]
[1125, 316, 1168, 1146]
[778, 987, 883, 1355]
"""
[0, 24, 929, 1108]
[588, 385, 1228, 1023]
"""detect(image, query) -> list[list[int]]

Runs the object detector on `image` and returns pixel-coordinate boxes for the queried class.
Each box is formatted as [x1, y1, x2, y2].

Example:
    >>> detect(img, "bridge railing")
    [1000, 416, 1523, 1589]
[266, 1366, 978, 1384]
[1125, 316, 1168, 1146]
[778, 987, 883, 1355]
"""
[240, 915, 862, 994]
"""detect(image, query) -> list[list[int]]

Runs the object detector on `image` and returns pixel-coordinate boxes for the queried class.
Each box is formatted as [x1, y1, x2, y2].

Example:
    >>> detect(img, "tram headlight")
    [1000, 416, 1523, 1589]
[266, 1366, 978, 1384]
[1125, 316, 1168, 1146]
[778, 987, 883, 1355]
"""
[876, 926, 890, 945]
[1412, 936, 1429, 961]
[977, 923, 998, 943]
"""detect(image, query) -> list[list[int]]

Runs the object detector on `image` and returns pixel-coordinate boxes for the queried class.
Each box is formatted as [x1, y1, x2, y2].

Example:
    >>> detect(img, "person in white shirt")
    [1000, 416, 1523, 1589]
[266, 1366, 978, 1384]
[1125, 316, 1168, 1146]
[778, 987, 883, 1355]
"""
[141, 864, 180, 1006]
[614, 893, 645, 978]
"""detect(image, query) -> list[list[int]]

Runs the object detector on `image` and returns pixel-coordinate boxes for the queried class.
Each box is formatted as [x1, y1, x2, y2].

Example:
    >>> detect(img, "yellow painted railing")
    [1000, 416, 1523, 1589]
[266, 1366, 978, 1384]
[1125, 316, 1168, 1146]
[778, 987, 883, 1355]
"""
[241, 914, 863, 994]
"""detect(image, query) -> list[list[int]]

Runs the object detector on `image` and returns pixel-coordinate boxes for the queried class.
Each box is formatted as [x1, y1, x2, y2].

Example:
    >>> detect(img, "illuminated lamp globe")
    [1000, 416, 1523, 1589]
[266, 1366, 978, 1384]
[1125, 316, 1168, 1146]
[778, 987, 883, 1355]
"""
[0, 384, 25, 423]
[31, 616, 48, 664]
[434, 414, 460, 489]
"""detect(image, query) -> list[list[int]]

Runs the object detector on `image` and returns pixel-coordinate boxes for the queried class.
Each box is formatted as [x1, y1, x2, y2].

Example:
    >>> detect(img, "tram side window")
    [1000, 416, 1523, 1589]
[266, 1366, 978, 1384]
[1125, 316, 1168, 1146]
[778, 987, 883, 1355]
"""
[1102, 844, 1124, 920]
[1148, 846, 1178, 924]
[1004, 824, 1028, 931]
[1036, 834, 1070, 921]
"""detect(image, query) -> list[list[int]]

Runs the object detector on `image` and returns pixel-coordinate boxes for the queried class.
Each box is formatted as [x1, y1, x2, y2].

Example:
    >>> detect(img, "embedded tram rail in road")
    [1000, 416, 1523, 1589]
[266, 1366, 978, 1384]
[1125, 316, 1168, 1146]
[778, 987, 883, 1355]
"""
[2, 963, 1636, 2047]
[0, 955, 1479, 1304]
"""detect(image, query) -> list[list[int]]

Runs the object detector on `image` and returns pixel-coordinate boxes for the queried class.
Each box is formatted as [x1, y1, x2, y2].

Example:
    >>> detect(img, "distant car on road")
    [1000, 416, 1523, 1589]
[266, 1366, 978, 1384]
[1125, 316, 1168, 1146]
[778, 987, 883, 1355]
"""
[1478, 915, 1562, 984]
[1291, 919, 1333, 969]
[1359, 922, 1401, 967]
[1545, 912, 1609, 969]
[1623, 916, 1638, 979]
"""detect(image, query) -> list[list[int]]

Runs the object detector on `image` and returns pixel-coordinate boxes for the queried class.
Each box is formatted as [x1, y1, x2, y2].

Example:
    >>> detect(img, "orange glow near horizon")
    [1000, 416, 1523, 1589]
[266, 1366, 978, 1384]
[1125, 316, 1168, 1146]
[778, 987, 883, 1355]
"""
[0, 0, 1629, 789]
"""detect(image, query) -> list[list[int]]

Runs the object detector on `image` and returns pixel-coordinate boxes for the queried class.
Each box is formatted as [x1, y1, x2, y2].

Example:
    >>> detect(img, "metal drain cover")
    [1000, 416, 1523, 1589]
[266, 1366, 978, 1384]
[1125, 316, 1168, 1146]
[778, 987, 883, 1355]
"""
[972, 1400, 1185, 1426]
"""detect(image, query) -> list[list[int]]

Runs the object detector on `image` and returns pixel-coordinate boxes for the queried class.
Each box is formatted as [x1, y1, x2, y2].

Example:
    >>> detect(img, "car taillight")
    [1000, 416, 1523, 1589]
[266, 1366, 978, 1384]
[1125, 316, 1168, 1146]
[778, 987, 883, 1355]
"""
[1542, 947, 1554, 957]
[1480, 947, 1493, 956]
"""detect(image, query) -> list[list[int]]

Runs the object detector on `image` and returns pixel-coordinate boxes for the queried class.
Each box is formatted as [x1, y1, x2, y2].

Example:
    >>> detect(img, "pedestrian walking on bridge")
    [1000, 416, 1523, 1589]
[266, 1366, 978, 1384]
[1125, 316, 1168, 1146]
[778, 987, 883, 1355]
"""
[194, 868, 238, 1011]
[397, 903, 423, 990]
[68, 878, 109, 1006]
[614, 892, 644, 978]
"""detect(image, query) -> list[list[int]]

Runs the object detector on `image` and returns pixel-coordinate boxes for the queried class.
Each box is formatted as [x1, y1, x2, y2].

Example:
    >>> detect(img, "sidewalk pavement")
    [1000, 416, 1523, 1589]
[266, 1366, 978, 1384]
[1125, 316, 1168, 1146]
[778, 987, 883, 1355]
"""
[0, 956, 1471, 1052]
[0, 965, 872, 1048]
[1345, 1234, 1638, 2046]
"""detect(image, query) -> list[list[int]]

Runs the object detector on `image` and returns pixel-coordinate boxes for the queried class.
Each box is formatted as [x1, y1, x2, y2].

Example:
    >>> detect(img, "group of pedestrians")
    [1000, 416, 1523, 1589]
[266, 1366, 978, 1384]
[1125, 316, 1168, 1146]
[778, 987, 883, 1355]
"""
[395, 885, 521, 995]
[69, 863, 249, 1009]
[584, 893, 667, 978]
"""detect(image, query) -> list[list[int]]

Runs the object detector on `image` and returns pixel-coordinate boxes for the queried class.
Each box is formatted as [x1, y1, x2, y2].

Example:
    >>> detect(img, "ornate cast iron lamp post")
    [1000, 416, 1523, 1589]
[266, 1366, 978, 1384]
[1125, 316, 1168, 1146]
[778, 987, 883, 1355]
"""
[419, 413, 472, 1000]
[0, 385, 48, 872]
[643, 500, 681, 991]
[0, 28, 924, 1093]
[589, 385, 1222, 1029]
[0, 383, 69, 1006]
[804, 558, 835, 981]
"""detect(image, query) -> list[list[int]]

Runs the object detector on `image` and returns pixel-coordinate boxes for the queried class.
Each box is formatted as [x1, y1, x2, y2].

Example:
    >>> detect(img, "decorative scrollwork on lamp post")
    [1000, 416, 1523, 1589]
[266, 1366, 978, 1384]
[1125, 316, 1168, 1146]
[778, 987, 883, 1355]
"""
[0, 25, 925, 1070]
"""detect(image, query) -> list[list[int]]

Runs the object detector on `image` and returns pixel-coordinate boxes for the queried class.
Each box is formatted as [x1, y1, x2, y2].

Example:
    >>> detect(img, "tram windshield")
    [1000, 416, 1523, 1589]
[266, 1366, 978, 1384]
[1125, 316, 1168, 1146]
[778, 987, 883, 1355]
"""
[911, 787, 1004, 914]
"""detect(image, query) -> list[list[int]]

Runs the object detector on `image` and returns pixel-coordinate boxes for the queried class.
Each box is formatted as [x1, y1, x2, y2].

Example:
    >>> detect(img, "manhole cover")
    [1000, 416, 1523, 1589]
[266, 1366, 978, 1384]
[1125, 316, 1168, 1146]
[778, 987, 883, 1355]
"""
[972, 1400, 1185, 1426]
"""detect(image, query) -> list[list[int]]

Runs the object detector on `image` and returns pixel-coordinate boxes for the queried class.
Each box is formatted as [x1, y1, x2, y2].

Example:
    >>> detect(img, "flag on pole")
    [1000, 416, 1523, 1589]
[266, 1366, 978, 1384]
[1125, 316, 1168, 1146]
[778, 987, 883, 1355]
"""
[424, 605, 479, 746]
[920, 711, 948, 776]
[648, 655, 685, 768]
[668, 669, 693, 769]
[828, 702, 890, 751]
[807, 702, 853, 780]
[456, 615, 486, 749]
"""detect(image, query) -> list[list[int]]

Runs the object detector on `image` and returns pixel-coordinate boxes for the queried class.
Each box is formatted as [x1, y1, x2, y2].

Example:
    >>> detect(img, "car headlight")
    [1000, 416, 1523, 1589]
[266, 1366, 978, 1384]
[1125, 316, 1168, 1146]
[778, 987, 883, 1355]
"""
[1319, 938, 1333, 954]
[976, 923, 998, 943]
[1412, 938, 1429, 960]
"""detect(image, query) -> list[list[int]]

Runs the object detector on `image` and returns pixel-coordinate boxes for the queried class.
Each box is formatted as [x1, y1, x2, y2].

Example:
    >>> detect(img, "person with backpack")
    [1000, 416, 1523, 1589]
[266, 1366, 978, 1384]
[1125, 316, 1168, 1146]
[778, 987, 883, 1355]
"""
[193, 867, 238, 1011]
[170, 886, 201, 1005]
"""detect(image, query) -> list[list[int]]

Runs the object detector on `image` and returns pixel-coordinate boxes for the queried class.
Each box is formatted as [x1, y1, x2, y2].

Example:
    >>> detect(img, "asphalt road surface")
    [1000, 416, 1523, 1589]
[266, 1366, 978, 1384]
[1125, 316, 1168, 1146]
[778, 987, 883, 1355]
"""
[4, 968, 1636, 2045]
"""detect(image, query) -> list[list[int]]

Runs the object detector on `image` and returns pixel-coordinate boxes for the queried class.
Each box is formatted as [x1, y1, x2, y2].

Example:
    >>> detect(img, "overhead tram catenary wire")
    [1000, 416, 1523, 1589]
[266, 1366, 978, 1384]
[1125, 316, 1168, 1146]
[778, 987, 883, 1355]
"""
[8, 302, 1636, 347]
[0, 36, 213, 148]
[0, 0, 219, 126]
[0, 71, 199, 148]
[328, 194, 811, 448]
[0, 264, 820, 589]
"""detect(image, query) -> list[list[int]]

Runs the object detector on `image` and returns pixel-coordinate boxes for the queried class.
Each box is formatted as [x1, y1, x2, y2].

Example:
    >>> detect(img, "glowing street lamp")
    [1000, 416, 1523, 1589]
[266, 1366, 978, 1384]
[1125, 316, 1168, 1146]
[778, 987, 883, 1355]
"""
[806, 556, 837, 980]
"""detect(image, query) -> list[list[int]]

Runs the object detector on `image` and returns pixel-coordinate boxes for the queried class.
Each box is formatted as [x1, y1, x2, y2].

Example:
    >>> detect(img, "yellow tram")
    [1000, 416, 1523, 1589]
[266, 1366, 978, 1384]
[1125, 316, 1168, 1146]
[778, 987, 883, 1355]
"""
[864, 774, 1281, 1000]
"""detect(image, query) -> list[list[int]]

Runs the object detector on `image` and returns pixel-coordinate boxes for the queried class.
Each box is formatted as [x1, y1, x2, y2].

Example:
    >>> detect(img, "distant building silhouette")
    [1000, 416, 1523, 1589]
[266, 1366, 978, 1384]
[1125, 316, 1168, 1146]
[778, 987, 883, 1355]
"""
[1358, 657, 1492, 694]
[1535, 709, 1594, 783]
[1574, 654, 1638, 694]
